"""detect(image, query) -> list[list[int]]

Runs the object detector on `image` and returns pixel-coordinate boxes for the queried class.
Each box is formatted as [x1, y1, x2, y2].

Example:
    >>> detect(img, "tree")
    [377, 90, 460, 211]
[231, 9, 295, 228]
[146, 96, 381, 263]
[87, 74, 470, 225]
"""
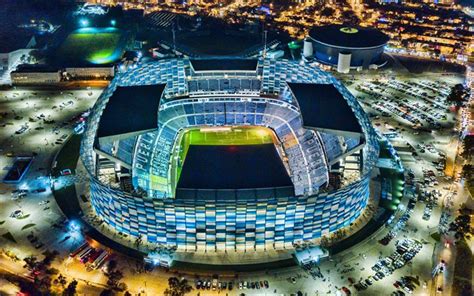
[321, 7, 334, 17]
[105, 259, 118, 273]
[461, 164, 473, 179]
[134, 235, 143, 249]
[446, 83, 469, 106]
[164, 277, 193, 296]
[38, 275, 53, 295]
[23, 255, 39, 271]
[106, 270, 124, 287]
[41, 249, 59, 266]
[57, 274, 67, 286]
[449, 207, 472, 240]
[461, 136, 474, 161]
[117, 282, 128, 292]
[63, 279, 78, 296]
[45, 267, 59, 275]
[100, 289, 114, 296]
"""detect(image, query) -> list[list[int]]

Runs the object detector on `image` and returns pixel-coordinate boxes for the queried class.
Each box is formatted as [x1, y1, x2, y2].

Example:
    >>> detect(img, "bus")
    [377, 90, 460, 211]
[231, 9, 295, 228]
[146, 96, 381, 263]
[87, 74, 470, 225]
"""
[77, 246, 93, 261]
[70, 242, 89, 258]
[91, 251, 109, 270]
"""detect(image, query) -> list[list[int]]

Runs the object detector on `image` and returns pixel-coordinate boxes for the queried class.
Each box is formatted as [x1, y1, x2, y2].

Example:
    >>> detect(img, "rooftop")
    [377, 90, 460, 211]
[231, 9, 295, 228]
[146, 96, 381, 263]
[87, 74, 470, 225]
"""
[288, 83, 362, 135]
[12, 64, 60, 73]
[190, 59, 258, 71]
[97, 84, 165, 139]
[309, 25, 389, 48]
[177, 144, 293, 191]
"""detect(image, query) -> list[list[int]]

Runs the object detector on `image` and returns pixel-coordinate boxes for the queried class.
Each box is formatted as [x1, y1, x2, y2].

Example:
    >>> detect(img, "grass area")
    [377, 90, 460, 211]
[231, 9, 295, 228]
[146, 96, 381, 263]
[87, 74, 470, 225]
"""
[175, 127, 276, 183]
[328, 208, 393, 255]
[51, 134, 82, 178]
[1, 232, 17, 244]
[430, 232, 441, 242]
[57, 27, 124, 64]
[452, 239, 472, 296]
[185, 127, 274, 145]
[21, 224, 35, 231]
[52, 185, 82, 220]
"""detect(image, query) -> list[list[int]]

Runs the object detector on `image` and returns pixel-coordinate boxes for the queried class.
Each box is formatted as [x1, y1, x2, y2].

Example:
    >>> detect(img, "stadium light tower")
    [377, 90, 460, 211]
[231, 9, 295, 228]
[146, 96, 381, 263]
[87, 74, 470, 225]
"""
[80, 18, 89, 27]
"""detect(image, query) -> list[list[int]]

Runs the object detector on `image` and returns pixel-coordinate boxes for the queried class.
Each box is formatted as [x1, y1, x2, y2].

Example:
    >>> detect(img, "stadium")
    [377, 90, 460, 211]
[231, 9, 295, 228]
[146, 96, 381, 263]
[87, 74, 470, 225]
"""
[307, 25, 390, 72]
[81, 58, 380, 255]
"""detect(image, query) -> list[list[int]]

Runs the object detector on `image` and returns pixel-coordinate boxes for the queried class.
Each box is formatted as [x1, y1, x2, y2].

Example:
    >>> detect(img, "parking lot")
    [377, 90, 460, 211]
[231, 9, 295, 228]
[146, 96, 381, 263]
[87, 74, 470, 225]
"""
[352, 78, 456, 131]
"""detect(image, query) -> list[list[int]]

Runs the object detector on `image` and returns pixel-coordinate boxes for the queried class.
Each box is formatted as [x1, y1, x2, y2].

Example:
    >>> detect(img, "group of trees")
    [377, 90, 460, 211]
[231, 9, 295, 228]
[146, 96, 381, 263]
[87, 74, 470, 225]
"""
[102, 259, 128, 292]
[63, 279, 78, 296]
[446, 83, 470, 107]
[449, 205, 473, 241]
[22, 250, 63, 294]
[461, 136, 474, 161]
[164, 277, 193, 296]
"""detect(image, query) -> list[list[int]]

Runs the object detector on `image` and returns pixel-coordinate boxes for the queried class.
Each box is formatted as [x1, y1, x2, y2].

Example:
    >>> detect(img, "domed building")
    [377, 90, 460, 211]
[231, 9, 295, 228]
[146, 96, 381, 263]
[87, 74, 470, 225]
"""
[306, 25, 390, 72]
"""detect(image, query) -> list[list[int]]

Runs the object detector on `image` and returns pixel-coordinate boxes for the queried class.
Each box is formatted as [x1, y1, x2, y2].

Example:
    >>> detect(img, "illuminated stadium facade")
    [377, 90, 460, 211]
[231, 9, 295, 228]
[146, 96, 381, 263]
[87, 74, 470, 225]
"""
[81, 58, 379, 253]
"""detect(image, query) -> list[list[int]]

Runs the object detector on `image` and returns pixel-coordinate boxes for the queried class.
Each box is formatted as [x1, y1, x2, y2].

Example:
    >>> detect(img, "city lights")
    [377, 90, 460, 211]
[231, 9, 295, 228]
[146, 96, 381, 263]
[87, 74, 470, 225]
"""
[0, 1, 471, 295]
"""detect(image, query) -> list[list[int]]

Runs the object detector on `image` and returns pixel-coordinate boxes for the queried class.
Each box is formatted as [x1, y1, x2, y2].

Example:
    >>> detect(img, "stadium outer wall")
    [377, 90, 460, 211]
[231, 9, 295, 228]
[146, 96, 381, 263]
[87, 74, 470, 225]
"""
[311, 40, 387, 69]
[80, 58, 380, 252]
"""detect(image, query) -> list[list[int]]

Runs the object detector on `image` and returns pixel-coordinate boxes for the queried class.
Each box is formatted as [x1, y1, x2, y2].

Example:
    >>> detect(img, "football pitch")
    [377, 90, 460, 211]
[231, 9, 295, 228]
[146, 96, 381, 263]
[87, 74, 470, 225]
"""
[57, 27, 124, 65]
[173, 127, 276, 188]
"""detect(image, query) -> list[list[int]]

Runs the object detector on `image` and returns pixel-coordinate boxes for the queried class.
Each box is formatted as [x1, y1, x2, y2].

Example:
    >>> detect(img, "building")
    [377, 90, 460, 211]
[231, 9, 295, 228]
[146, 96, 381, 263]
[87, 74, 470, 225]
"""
[307, 25, 389, 72]
[81, 58, 379, 254]
[11, 64, 61, 85]
[0, 34, 36, 71]
[65, 65, 115, 80]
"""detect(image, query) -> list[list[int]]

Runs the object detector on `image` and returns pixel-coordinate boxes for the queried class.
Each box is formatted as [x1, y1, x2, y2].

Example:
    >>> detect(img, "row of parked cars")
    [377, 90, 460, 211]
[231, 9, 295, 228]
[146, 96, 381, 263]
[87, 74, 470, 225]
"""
[238, 280, 269, 290]
[379, 206, 413, 246]
[393, 276, 422, 295]
[356, 80, 449, 130]
[27, 233, 44, 249]
[356, 239, 422, 292]
[195, 279, 270, 291]
[195, 279, 232, 291]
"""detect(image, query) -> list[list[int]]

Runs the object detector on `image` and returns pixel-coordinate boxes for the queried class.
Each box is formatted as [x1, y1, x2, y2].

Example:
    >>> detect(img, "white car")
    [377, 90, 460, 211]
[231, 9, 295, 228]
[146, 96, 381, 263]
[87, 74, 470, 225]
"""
[10, 210, 23, 218]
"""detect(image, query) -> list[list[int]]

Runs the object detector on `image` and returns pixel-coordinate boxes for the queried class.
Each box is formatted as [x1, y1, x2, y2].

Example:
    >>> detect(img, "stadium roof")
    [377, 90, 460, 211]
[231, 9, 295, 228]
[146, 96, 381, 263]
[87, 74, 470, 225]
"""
[190, 59, 258, 71]
[288, 83, 363, 135]
[309, 25, 389, 48]
[97, 84, 165, 140]
[0, 32, 36, 53]
[177, 144, 293, 193]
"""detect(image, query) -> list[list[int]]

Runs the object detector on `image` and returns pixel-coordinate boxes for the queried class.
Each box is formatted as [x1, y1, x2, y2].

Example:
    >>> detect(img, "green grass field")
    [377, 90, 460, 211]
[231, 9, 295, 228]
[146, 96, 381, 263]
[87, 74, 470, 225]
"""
[173, 127, 276, 189]
[58, 27, 123, 64]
